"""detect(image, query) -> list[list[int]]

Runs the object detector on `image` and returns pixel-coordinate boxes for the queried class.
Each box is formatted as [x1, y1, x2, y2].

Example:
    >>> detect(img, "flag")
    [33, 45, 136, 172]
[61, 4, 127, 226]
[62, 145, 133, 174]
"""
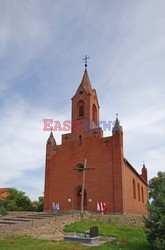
[52, 202, 55, 210]
[97, 202, 100, 212]
[103, 203, 107, 212]
[57, 203, 60, 211]
[100, 202, 104, 212]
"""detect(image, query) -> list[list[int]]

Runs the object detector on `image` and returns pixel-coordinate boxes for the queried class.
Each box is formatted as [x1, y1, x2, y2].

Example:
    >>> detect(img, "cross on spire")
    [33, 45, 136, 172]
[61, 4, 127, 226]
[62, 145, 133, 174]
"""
[82, 55, 90, 68]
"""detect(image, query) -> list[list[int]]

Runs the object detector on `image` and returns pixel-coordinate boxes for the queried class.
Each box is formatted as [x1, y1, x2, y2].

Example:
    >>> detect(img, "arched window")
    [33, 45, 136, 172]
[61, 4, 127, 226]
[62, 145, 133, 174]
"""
[76, 164, 84, 173]
[77, 100, 85, 118]
[133, 179, 136, 199]
[79, 135, 82, 145]
[138, 183, 140, 201]
[141, 187, 144, 203]
[92, 104, 97, 123]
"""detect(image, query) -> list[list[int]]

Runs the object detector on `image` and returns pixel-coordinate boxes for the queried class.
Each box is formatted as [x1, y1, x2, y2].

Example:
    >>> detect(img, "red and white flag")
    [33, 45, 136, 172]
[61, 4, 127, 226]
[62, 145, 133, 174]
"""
[100, 202, 104, 212]
[97, 202, 100, 212]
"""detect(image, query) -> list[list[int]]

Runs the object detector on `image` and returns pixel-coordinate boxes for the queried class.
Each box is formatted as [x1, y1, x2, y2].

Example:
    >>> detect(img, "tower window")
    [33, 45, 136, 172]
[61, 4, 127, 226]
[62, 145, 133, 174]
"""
[92, 104, 97, 122]
[79, 106, 84, 116]
[79, 135, 82, 145]
[77, 100, 85, 118]
[76, 164, 84, 172]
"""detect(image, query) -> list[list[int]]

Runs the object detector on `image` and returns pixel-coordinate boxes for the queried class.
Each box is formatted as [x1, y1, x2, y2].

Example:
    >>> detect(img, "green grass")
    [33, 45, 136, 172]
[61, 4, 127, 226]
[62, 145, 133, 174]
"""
[0, 219, 150, 250]
[64, 219, 150, 249]
[0, 237, 87, 250]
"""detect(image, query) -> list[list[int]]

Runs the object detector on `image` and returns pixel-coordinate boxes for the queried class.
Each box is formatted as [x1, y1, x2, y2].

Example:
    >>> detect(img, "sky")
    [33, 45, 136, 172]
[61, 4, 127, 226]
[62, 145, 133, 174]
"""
[0, 0, 164, 201]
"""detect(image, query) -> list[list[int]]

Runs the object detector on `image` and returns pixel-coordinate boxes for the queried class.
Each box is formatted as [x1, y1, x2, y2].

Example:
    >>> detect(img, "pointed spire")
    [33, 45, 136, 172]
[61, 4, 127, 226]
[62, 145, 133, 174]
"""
[141, 161, 148, 183]
[47, 131, 56, 145]
[142, 161, 147, 172]
[49, 131, 54, 138]
[113, 113, 120, 132]
[79, 69, 93, 95]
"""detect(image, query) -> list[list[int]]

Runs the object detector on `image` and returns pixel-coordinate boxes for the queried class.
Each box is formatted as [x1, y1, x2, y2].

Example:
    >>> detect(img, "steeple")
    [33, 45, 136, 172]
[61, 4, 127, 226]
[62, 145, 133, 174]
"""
[112, 114, 123, 147]
[47, 131, 56, 146]
[71, 68, 100, 131]
[113, 114, 122, 133]
[77, 69, 93, 95]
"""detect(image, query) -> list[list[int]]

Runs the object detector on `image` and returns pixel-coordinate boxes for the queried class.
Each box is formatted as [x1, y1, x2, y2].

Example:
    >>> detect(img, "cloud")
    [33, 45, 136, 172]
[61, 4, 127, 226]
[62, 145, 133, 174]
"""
[0, 0, 164, 200]
[0, 94, 67, 199]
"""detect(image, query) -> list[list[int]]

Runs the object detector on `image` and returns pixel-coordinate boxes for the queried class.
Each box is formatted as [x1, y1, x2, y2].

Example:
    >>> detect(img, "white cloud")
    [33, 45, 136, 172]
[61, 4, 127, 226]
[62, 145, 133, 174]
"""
[0, 0, 164, 200]
[0, 95, 67, 198]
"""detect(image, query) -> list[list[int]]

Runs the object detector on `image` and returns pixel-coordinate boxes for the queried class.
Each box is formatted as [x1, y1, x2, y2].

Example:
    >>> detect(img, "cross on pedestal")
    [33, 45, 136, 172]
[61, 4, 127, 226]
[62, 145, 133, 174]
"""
[104, 138, 110, 147]
[74, 159, 95, 218]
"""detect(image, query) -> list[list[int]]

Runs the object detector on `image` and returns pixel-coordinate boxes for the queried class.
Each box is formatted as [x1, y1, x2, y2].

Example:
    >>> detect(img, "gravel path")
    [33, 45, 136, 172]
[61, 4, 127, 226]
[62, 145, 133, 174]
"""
[0, 212, 145, 241]
[0, 214, 80, 240]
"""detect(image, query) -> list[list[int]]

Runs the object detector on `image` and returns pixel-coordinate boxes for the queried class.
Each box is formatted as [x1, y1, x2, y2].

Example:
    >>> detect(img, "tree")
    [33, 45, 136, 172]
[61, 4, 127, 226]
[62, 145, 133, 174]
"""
[37, 196, 44, 212]
[0, 200, 7, 216]
[4, 188, 32, 211]
[145, 171, 165, 249]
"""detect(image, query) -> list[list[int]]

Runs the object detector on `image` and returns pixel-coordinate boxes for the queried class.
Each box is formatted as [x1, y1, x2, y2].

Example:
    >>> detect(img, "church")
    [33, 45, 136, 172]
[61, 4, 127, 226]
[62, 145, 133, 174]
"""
[44, 64, 148, 215]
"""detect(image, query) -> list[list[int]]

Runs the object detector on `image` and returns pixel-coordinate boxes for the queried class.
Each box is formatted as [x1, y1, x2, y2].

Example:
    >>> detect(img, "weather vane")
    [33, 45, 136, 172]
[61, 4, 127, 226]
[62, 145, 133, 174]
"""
[82, 55, 90, 68]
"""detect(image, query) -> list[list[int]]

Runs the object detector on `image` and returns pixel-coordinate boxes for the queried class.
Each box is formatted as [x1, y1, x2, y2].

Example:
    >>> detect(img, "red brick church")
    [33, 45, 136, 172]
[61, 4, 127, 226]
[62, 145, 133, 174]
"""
[44, 66, 148, 215]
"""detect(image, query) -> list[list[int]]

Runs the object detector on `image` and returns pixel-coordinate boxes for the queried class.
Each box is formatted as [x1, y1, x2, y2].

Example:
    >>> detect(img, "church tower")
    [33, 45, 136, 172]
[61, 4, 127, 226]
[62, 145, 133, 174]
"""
[71, 68, 100, 129]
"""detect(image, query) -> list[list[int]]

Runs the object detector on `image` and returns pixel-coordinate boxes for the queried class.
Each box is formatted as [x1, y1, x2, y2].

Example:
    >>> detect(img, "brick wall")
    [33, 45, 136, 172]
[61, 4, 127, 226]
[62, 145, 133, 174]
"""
[44, 69, 148, 216]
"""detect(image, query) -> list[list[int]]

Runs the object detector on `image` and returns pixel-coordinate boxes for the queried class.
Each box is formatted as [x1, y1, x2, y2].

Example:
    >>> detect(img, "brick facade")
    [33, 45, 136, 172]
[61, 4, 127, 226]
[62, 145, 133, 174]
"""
[44, 69, 148, 215]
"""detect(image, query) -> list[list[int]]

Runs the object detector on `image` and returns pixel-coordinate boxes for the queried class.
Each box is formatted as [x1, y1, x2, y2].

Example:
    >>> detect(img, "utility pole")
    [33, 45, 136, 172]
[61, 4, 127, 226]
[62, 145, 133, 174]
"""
[74, 158, 95, 219]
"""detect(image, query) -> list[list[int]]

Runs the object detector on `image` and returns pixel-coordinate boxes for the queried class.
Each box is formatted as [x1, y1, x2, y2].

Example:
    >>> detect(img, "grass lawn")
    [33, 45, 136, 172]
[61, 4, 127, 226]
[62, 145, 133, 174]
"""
[0, 237, 87, 250]
[64, 219, 150, 250]
[0, 219, 150, 250]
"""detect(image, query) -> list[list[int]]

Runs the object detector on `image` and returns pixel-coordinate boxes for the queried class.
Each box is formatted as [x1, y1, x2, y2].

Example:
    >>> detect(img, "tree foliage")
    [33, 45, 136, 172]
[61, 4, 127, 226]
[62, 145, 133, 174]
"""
[30, 196, 44, 212]
[37, 196, 44, 212]
[4, 188, 32, 211]
[0, 200, 7, 216]
[2, 188, 44, 212]
[145, 171, 165, 249]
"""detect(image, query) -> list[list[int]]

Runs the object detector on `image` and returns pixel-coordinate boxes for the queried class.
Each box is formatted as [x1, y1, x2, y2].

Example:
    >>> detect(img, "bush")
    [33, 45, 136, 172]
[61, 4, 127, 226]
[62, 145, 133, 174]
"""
[145, 171, 165, 249]
[0, 202, 7, 216]
[4, 188, 32, 211]
[37, 196, 44, 212]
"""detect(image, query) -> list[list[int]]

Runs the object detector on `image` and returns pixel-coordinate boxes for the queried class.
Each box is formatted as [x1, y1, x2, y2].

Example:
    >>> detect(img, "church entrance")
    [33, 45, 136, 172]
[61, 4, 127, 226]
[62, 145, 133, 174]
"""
[76, 187, 87, 210]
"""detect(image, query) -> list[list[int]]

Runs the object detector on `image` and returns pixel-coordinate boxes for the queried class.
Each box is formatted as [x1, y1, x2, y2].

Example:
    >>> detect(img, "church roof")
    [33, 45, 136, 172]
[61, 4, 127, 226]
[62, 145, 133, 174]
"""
[124, 158, 147, 185]
[0, 188, 8, 195]
[0, 188, 9, 199]
[72, 69, 100, 107]
[78, 68, 93, 95]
